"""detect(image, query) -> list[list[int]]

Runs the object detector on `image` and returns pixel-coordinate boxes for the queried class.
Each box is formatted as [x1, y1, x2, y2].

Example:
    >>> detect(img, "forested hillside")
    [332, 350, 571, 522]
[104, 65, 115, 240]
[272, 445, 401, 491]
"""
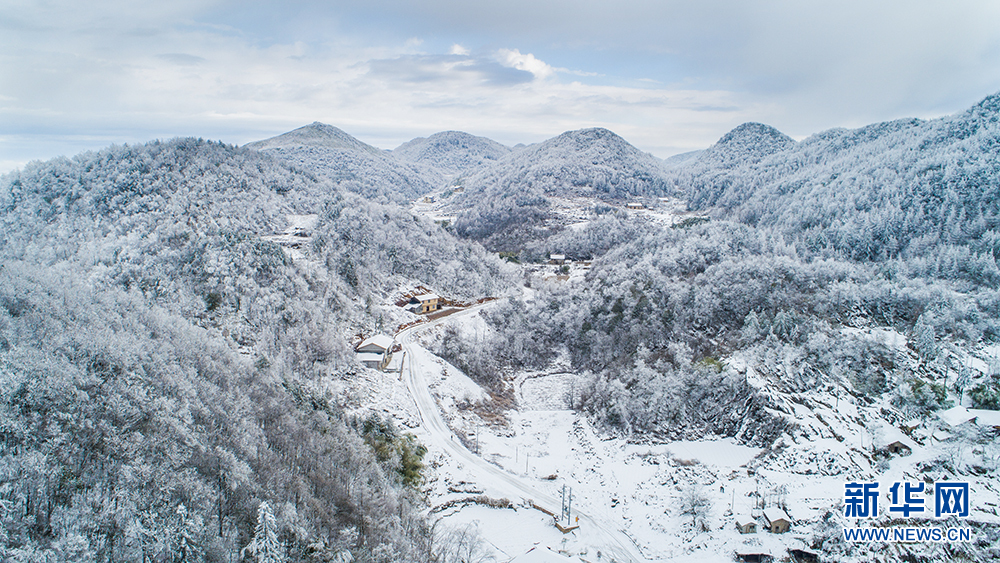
[433, 99, 1000, 561]
[392, 131, 512, 177]
[247, 123, 441, 204]
[676, 93, 1000, 280]
[450, 127, 675, 250]
[0, 139, 513, 562]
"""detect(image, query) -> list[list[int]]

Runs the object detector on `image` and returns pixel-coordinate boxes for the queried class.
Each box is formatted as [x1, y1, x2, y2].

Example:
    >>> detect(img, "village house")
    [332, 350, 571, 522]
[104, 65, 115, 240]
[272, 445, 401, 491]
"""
[763, 507, 791, 533]
[735, 515, 757, 534]
[414, 293, 440, 314]
[968, 408, 1000, 430]
[625, 202, 644, 210]
[881, 425, 916, 456]
[789, 549, 820, 563]
[549, 254, 566, 265]
[886, 440, 913, 455]
[938, 405, 977, 427]
[355, 334, 394, 370]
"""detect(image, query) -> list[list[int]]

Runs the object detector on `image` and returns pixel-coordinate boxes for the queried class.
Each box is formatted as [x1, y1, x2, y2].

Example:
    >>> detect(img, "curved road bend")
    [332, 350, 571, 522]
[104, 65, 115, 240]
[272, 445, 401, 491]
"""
[397, 306, 648, 563]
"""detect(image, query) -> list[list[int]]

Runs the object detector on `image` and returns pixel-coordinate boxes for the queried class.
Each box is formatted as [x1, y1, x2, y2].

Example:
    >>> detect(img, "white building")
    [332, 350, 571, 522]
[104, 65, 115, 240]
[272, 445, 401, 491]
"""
[355, 334, 395, 370]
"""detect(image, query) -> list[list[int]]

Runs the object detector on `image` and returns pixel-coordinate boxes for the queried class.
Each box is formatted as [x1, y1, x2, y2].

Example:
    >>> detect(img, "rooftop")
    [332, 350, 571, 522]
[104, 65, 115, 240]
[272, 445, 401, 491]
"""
[357, 334, 394, 351]
[763, 507, 790, 523]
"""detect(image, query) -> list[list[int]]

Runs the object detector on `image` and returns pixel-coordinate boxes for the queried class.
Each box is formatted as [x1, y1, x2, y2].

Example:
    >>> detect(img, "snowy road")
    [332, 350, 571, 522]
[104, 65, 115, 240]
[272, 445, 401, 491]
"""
[397, 307, 649, 563]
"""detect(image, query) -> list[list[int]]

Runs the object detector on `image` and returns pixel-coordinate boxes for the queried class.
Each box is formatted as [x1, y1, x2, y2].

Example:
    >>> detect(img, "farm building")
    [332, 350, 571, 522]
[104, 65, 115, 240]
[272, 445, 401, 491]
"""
[763, 507, 791, 534]
[735, 515, 757, 534]
[355, 334, 394, 370]
[414, 293, 440, 314]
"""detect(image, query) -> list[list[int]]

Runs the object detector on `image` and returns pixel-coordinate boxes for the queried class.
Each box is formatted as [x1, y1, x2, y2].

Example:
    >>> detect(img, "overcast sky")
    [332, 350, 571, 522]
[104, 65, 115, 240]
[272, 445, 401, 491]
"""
[3, 0, 1000, 173]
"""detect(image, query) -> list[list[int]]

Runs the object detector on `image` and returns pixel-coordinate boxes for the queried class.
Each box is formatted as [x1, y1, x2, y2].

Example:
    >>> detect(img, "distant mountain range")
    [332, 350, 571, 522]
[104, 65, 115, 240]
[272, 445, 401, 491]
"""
[675, 93, 1000, 268]
[245, 92, 1000, 263]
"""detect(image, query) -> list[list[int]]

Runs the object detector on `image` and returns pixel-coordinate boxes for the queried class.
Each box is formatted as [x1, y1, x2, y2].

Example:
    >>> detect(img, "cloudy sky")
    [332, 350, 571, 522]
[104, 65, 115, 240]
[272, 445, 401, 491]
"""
[3, 0, 1000, 172]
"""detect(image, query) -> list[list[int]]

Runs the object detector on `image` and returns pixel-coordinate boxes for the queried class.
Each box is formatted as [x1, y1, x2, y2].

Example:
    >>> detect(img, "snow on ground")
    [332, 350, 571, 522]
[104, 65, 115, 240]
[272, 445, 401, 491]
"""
[409, 343, 487, 410]
[436, 504, 580, 562]
[333, 365, 422, 429]
[368, 311, 1000, 562]
[402, 316, 815, 561]
[840, 326, 908, 349]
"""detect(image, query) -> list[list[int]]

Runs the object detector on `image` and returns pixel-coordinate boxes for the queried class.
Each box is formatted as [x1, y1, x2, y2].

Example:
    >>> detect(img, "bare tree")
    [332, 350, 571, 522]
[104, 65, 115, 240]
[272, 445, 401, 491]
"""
[434, 522, 495, 563]
[679, 484, 711, 531]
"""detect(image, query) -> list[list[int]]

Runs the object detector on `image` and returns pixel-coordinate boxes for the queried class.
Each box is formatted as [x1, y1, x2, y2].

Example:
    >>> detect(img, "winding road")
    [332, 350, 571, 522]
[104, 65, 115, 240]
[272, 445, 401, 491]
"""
[397, 306, 648, 563]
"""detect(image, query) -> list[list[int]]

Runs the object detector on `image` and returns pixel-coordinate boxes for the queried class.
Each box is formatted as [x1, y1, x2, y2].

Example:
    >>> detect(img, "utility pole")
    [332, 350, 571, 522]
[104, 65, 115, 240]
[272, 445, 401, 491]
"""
[561, 484, 573, 525]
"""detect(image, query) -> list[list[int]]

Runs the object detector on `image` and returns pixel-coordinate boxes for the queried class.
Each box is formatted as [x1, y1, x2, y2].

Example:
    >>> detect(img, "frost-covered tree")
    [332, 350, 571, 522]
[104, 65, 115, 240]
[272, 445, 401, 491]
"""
[678, 484, 711, 531]
[172, 504, 202, 563]
[242, 502, 284, 563]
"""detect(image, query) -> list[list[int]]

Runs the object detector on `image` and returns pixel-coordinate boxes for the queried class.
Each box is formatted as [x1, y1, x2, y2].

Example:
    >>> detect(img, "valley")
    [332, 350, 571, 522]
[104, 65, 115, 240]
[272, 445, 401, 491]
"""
[3, 93, 1000, 563]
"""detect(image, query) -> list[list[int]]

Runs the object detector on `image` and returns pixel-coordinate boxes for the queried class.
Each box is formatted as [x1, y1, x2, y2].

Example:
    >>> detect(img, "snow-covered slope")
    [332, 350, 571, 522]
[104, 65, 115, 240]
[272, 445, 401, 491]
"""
[662, 149, 704, 169]
[393, 131, 512, 177]
[246, 121, 384, 154]
[449, 127, 675, 249]
[247, 122, 441, 203]
[677, 93, 1000, 268]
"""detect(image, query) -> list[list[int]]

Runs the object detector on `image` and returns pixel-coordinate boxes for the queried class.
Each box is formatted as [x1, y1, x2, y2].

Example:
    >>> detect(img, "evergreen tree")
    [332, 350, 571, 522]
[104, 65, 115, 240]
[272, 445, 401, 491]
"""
[172, 504, 201, 563]
[242, 501, 284, 563]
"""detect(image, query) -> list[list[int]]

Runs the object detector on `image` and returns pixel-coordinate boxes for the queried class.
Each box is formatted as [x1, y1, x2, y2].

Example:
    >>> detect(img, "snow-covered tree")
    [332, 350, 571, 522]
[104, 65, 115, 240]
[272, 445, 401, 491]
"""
[242, 501, 284, 563]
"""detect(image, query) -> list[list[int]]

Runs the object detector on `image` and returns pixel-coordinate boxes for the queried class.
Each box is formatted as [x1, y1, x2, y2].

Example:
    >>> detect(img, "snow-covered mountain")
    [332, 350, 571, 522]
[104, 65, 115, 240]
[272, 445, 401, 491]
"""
[5, 91, 1000, 563]
[449, 127, 675, 249]
[247, 122, 441, 203]
[0, 138, 516, 562]
[247, 121, 385, 154]
[393, 130, 512, 177]
[678, 94, 1000, 271]
[661, 149, 704, 168]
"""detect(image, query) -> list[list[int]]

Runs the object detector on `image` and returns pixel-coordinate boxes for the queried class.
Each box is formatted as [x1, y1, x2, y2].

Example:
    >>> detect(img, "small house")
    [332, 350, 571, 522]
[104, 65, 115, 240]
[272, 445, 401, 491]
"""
[357, 352, 385, 370]
[414, 293, 440, 314]
[626, 202, 644, 210]
[735, 515, 757, 534]
[355, 334, 394, 370]
[763, 507, 791, 534]
[969, 408, 1000, 430]
[886, 440, 912, 455]
[789, 549, 820, 563]
[880, 425, 916, 456]
[938, 405, 976, 427]
[549, 254, 566, 265]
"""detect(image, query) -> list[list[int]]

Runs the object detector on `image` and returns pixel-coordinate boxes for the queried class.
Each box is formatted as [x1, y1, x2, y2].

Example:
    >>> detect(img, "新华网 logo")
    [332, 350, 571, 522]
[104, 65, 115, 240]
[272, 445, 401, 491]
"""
[842, 480, 972, 543]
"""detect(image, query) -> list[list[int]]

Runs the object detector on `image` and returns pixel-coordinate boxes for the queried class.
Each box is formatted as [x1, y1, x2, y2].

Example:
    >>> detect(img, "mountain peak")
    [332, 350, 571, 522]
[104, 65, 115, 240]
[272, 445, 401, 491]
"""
[697, 122, 795, 169]
[552, 127, 627, 147]
[972, 91, 1000, 114]
[716, 122, 794, 150]
[393, 131, 511, 175]
[246, 122, 381, 154]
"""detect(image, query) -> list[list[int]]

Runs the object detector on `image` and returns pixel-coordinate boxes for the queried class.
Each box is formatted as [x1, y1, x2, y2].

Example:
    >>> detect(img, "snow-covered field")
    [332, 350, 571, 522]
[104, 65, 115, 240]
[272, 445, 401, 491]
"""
[347, 305, 1000, 562]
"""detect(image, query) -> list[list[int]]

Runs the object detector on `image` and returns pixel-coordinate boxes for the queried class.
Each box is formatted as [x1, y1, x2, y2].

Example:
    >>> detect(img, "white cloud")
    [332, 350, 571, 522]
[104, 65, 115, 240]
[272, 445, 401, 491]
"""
[3, 0, 1000, 171]
[496, 48, 555, 79]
